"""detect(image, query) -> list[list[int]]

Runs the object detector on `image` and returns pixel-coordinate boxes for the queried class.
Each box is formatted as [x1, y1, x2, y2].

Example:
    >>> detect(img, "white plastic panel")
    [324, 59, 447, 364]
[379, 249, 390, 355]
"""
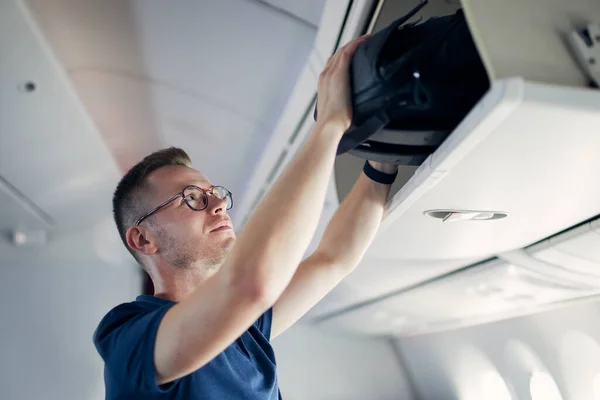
[235, 53, 319, 224]
[263, 0, 327, 27]
[524, 220, 600, 283]
[592, 219, 600, 233]
[237, 0, 375, 225]
[318, 259, 594, 336]
[549, 224, 600, 263]
[462, 0, 600, 86]
[312, 0, 351, 63]
[307, 255, 481, 318]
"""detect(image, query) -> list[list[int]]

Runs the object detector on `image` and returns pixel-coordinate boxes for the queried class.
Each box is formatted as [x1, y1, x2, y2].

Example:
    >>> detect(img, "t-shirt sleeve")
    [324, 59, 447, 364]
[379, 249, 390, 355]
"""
[254, 307, 273, 340]
[93, 302, 176, 395]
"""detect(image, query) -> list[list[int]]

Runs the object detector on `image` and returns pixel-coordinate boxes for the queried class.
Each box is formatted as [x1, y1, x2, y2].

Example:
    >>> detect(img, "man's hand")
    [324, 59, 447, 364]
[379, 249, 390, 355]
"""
[315, 34, 370, 134]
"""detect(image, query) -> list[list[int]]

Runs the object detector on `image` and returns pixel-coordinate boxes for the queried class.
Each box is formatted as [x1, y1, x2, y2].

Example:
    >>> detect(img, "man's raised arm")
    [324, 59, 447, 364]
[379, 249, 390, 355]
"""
[152, 35, 370, 384]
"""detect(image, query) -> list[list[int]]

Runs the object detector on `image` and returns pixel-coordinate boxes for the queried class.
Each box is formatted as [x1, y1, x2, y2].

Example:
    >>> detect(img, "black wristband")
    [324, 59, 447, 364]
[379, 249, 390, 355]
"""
[363, 161, 398, 185]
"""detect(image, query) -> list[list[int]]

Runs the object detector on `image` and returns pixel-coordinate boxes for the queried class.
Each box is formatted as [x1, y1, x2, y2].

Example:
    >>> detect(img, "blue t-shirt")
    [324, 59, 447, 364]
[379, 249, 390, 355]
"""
[93, 295, 281, 399]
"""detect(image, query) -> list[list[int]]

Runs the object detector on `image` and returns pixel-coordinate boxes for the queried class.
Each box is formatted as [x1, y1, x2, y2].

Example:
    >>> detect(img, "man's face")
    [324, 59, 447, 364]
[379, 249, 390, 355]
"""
[142, 165, 236, 271]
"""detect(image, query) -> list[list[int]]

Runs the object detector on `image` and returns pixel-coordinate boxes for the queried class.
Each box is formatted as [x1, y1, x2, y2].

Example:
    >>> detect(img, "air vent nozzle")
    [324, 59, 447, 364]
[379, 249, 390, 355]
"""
[424, 210, 508, 222]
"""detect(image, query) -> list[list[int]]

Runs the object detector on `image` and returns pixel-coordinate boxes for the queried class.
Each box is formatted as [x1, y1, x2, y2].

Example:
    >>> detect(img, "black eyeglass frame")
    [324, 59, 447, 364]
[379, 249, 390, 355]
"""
[135, 185, 233, 226]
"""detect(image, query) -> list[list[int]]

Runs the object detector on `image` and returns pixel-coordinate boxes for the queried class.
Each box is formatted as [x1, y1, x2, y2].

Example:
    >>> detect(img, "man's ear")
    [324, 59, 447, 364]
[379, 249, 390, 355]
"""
[126, 226, 158, 256]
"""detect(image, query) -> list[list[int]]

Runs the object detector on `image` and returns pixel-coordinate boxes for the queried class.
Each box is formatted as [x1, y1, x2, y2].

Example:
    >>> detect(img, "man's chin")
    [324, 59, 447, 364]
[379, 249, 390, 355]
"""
[222, 233, 236, 244]
[213, 236, 235, 256]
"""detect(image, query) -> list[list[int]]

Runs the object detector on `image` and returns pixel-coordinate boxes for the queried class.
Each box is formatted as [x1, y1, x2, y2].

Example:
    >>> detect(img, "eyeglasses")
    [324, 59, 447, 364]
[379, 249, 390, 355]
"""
[135, 185, 233, 226]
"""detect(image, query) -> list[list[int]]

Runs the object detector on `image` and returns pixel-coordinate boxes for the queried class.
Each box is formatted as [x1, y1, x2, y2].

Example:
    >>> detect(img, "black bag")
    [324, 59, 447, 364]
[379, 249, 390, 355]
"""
[314, 1, 489, 165]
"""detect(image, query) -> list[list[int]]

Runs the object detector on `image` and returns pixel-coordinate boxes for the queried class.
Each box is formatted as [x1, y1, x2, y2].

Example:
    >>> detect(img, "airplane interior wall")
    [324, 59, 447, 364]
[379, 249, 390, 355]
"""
[395, 299, 600, 400]
[274, 324, 416, 400]
[0, 228, 143, 400]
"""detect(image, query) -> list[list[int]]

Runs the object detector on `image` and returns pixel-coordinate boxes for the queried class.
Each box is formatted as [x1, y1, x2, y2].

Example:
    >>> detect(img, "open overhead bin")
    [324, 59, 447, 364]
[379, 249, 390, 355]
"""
[336, 0, 600, 260]
[361, 78, 600, 260]
[237, 0, 600, 262]
[230, 0, 600, 337]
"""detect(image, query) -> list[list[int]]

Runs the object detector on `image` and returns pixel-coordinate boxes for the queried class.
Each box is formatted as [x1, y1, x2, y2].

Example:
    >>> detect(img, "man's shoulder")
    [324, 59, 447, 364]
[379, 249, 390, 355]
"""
[93, 297, 170, 346]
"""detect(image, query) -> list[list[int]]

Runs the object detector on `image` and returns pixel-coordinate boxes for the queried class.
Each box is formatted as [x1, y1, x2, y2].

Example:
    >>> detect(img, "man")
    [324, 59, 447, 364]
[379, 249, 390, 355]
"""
[94, 34, 398, 399]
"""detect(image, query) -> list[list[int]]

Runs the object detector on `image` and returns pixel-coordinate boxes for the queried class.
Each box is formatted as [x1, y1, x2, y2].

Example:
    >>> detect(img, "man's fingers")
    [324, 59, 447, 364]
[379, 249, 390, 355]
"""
[327, 34, 370, 66]
[331, 34, 370, 70]
[320, 34, 370, 82]
[340, 34, 370, 54]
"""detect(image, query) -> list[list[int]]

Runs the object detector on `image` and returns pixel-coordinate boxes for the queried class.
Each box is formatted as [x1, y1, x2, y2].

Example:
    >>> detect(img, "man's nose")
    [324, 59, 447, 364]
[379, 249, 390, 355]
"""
[207, 194, 227, 215]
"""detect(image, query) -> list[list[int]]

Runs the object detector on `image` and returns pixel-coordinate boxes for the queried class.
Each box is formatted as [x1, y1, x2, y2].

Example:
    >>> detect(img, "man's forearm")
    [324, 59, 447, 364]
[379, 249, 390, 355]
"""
[316, 161, 395, 271]
[221, 34, 370, 303]
[225, 123, 343, 300]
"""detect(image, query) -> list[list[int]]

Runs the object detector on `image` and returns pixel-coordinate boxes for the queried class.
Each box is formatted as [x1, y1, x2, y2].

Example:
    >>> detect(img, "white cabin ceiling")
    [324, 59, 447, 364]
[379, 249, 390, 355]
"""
[24, 0, 325, 223]
[260, 0, 326, 27]
[0, 0, 122, 235]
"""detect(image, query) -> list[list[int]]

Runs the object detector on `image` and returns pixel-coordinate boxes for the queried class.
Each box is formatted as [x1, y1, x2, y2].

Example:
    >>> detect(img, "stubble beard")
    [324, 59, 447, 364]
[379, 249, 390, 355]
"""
[158, 227, 235, 274]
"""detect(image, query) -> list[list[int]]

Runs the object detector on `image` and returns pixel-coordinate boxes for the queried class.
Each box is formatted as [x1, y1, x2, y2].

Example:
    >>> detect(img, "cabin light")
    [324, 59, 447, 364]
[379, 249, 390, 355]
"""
[391, 316, 407, 327]
[13, 232, 26, 245]
[12, 229, 47, 246]
[466, 283, 504, 297]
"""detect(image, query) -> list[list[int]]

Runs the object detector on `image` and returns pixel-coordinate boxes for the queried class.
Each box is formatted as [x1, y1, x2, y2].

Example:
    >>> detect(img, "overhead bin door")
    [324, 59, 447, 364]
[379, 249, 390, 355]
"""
[523, 219, 600, 286]
[317, 259, 595, 337]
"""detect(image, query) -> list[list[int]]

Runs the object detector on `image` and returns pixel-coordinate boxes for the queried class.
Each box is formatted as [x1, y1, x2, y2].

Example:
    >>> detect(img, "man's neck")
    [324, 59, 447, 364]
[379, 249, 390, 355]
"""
[151, 264, 219, 302]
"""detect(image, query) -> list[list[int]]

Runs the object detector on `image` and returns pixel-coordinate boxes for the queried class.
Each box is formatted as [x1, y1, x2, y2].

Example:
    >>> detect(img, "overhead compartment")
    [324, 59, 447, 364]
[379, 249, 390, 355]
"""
[363, 78, 600, 261]
[305, 255, 484, 319]
[316, 258, 597, 337]
[501, 218, 600, 287]
[545, 220, 600, 265]
[336, 0, 600, 190]
[336, 0, 600, 260]
[239, 0, 600, 263]
[232, 0, 600, 338]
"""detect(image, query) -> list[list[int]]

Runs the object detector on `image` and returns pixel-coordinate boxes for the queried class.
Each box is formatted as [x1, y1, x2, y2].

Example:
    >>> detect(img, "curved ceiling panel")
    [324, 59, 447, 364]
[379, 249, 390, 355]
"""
[26, 0, 318, 202]
[0, 0, 120, 231]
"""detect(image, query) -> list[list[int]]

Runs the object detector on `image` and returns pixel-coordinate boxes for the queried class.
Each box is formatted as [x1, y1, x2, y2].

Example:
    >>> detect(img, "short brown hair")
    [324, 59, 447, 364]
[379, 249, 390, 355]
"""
[113, 147, 192, 262]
